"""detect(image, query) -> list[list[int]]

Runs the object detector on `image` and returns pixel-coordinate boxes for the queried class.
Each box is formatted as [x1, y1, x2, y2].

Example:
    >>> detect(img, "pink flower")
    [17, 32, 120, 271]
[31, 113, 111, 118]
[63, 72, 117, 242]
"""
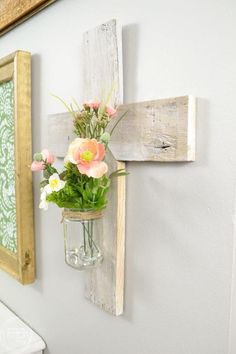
[31, 161, 45, 172]
[84, 101, 116, 117]
[41, 149, 55, 164]
[106, 105, 117, 117]
[67, 138, 108, 178]
[84, 101, 100, 110]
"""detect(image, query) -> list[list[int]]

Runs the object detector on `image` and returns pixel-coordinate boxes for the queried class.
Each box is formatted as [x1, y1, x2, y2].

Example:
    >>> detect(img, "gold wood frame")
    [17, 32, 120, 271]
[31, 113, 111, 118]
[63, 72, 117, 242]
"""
[0, 0, 56, 36]
[0, 51, 35, 284]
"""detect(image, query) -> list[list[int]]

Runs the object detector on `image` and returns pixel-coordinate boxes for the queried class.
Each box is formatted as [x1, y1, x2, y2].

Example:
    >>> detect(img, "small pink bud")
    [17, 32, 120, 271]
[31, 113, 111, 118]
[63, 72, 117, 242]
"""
[106, 106, 117, 117]
[31, 161, 45, 172]
[84, 101, 100, 110]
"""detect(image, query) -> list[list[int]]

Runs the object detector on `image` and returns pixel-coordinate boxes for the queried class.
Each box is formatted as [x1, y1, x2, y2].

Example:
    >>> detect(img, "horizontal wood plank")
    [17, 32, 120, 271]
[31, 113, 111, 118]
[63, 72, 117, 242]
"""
[108, 95, 196, 162]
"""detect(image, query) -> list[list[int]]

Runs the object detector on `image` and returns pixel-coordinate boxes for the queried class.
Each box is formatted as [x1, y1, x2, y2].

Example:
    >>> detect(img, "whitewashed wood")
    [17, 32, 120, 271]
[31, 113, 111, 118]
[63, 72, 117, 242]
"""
[83, 19, 123, 106]
[85, 151, 125, 316]
[48, 112, 74, 157]
[109, 95, 196, 161]
[83, 19, 125, 315]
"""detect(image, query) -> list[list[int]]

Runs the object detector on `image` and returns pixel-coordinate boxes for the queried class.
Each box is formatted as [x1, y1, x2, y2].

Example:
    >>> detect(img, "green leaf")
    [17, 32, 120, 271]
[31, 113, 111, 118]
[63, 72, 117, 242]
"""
[109, 169, 129, 178]
[40, 180, 48, 188]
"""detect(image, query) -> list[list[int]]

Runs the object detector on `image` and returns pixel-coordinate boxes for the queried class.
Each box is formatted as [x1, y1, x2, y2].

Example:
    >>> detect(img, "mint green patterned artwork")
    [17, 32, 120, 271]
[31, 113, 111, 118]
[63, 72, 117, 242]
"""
[0, 80, 17, 253]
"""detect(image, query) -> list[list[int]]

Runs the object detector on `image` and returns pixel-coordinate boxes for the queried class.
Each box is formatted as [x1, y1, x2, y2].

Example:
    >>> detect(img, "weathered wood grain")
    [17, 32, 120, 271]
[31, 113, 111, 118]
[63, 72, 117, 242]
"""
[108, 95, 196, 162]
[83, 19, 125, 316]
[0, 0, 56, 36]
[48, 95, 196, 162]
[83, 19, 123, 107]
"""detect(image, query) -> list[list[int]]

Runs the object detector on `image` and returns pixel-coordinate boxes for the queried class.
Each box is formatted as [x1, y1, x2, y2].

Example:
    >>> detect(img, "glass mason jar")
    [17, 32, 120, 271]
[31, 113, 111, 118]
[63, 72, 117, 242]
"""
[63, 209, 104, 270]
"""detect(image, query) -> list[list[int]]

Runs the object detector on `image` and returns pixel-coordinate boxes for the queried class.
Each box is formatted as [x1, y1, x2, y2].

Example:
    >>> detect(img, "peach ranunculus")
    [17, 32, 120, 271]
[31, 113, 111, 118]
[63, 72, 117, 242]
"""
[41, 149, 55, 164]
[67, 138, 108, 178]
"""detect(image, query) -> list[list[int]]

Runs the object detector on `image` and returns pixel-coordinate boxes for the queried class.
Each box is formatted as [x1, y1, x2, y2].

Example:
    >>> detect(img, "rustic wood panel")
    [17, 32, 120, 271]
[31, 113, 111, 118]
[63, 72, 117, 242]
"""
[108, 95, 196, 162]
[0, 0, 56, 36]
[83, 19, 125, 316]
[14, 51, 35, 284]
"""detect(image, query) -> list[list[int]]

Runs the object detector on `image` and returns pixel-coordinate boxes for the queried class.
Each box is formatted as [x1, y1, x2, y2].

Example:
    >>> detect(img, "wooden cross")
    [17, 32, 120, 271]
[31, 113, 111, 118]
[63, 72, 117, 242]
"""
[48, 19, 196, 316]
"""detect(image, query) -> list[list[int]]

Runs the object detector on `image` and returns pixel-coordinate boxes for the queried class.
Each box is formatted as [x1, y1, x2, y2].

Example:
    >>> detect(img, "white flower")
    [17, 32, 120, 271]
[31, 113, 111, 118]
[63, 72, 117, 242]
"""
[44, 173, 66, 194]
[39, 189, 48, 211]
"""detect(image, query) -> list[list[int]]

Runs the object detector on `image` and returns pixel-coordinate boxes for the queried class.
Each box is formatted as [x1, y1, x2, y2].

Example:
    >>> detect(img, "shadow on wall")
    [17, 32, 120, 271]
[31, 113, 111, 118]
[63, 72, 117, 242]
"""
[121, 23, 139, 322]
[122, 23, 140, 104]
[31, 53, 44, 293]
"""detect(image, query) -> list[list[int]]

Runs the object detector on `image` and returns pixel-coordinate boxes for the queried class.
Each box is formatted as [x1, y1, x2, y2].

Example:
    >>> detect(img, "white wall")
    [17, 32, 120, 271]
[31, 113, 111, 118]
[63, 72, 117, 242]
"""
[0, 0, 236, 353]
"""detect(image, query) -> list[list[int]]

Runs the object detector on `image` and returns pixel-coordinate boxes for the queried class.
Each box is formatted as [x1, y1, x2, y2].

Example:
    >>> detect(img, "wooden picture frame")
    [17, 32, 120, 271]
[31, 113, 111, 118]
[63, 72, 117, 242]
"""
[0, 51, 35, 284]
[0, 0, 56, 36]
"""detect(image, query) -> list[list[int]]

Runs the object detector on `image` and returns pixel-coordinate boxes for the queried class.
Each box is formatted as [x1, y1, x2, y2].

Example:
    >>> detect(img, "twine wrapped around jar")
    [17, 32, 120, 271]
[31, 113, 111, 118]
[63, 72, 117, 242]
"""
[62, 209, 104, 222]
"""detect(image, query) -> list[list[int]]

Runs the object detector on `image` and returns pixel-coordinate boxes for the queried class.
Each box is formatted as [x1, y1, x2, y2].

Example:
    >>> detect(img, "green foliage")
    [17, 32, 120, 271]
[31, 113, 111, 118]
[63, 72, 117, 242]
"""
[43, 164, 58, 179]
[73, 107, 110, 139]
[52, 94, 112, 140]
[46, 163, 110, 211]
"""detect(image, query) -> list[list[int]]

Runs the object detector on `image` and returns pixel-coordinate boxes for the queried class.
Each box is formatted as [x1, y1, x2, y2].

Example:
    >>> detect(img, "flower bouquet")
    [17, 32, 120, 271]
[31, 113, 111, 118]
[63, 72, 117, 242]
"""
[31, 99, 127, 270]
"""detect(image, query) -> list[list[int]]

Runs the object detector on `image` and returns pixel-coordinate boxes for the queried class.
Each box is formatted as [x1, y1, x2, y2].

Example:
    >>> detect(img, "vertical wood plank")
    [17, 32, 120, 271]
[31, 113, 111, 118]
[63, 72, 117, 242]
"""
[83, 19, 123, 106]
[14, 51, 35, 284]
[83, 19, 125, 315]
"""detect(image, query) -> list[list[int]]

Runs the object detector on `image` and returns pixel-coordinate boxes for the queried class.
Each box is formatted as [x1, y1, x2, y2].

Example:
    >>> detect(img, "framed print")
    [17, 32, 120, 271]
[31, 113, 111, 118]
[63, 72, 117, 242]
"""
[0, 51, 35, 284]
[0, 0, 57, 36]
